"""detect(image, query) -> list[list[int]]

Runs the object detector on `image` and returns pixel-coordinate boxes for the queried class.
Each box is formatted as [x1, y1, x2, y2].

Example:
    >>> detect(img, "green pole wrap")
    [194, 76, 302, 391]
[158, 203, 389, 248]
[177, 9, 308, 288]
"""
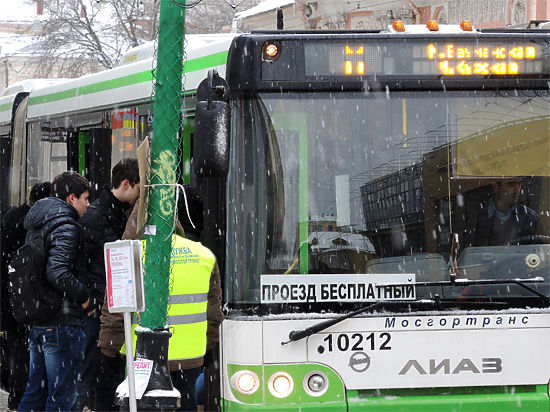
[141, 0, 186, 329]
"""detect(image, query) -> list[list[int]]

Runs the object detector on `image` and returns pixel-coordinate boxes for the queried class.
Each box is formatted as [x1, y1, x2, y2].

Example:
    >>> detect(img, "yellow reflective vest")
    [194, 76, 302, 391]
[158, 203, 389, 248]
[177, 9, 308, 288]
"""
[123, 234, 216, 361]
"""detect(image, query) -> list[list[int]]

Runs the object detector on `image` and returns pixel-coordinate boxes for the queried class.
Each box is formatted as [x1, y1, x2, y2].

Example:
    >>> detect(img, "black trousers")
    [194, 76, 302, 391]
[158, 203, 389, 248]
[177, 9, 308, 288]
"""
[94, 352, 125, 412]
[171, 367, 202, 412]
[73, 312, 102, 411]
[4, 326, 29, 410]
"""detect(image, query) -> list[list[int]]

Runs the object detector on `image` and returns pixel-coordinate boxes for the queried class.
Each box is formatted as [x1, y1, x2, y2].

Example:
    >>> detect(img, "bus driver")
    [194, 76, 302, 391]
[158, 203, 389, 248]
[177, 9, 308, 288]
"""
[463, 178, 541, 247]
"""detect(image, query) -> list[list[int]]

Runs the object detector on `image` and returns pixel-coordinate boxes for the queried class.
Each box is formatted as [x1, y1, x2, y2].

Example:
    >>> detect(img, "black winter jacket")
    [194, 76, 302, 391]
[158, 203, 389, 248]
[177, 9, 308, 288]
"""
[24, 197, 89, 326]
[79, 187, 130, 309]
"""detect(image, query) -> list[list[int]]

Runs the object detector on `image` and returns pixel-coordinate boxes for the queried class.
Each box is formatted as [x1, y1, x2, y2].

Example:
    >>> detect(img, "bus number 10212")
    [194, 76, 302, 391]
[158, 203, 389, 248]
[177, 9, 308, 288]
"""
[321, 332, 392, 353]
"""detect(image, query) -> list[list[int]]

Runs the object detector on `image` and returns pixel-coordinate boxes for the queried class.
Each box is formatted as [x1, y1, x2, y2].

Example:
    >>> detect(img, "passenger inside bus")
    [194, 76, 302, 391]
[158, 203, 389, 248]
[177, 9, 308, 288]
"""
[462, 177, 544, 247]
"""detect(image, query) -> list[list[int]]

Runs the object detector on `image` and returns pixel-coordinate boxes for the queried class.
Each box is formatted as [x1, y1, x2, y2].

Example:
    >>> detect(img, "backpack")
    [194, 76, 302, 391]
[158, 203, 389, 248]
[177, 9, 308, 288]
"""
[8, 220, 77, 325]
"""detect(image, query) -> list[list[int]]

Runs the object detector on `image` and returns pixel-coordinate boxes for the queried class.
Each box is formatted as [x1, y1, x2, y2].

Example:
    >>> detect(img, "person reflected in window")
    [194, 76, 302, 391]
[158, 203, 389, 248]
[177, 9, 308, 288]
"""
[464, 178, 541, 247]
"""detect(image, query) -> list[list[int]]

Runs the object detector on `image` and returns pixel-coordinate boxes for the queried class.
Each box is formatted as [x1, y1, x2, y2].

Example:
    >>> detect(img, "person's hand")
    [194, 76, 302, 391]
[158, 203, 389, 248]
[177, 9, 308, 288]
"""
[81, 297, 95, 316]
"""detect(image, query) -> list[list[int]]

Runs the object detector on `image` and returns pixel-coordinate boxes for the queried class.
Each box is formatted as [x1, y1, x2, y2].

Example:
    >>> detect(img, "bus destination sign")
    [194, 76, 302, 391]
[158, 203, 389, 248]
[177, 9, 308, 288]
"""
[303, 40, 545, 78]
[426, 43, 538, 76]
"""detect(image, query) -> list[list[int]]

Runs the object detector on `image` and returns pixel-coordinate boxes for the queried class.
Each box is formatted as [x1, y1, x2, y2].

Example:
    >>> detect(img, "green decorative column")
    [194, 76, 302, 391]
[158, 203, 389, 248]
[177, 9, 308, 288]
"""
[141, 0, 186, 330]
[130, 0, 186, 410]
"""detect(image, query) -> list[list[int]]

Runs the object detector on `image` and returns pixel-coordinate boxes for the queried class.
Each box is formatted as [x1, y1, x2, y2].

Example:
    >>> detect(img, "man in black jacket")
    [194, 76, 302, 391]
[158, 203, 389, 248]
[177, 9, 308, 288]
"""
[18, 172, 92, 412]
[0, 182, 50, 410]
[73, 158, 140, 412]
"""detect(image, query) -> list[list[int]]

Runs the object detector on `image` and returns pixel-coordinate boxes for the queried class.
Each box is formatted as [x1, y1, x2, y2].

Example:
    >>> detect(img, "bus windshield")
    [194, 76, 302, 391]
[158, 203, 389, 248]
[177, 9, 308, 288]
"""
[226, 89, 550, 307]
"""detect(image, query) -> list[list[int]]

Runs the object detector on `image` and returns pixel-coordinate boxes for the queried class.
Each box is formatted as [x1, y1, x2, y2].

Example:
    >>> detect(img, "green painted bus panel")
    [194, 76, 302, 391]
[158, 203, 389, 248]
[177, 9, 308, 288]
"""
[0, 102, 12, 112]
[28, 51, 229, 107]
[78, 132, 90, 178]
[184, 50, 228, 73]
[347, 385, 549, 412]
[226, 363, 345, 406]
[28, 72, 152, 106]
[223, 399, 346, 412]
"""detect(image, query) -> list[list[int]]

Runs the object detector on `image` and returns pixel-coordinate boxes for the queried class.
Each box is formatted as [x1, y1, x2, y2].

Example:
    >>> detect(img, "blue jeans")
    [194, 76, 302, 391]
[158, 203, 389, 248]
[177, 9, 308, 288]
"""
[18, 326, 86, 412]
[72, 312, 101, 411]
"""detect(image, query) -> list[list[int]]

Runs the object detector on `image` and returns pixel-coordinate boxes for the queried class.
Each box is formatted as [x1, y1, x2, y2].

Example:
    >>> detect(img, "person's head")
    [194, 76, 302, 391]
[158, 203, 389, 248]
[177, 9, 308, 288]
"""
[51, 171, 91, 217]
[492, 178, 523, 211]
[177, 185, 203, 239]
[111, 158, 140, 206]
[29, 181, 51, 206]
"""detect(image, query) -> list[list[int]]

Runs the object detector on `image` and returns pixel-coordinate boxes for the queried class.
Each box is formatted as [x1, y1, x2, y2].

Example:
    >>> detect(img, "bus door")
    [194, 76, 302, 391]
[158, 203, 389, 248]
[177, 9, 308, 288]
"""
[0, 127, 12, 215]
[9, 96, 28, 208]
[68, 128, 112, 199]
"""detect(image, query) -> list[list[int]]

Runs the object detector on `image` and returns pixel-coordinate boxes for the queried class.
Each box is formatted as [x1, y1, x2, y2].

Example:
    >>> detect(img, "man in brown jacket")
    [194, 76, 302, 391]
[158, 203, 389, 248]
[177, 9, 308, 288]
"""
[97, 188, 224, 411]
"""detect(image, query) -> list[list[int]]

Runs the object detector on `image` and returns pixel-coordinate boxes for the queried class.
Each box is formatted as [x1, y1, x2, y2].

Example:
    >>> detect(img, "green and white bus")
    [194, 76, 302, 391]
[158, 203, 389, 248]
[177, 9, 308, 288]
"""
[204, 22, 550, 411]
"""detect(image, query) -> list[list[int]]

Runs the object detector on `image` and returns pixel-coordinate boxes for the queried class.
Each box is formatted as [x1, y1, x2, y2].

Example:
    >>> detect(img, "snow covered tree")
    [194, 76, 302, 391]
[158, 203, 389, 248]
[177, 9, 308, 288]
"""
[29, 0, 261, 78]
[29, 0, 159, 77]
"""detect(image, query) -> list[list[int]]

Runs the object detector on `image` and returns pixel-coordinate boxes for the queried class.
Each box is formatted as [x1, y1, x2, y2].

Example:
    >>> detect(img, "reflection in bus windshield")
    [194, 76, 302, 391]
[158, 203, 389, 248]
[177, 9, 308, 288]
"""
[226, 90, 550, 304]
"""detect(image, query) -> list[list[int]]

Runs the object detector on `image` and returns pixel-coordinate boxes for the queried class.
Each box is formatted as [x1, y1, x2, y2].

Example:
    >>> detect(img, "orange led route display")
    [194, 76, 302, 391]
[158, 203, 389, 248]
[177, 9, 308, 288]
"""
[427, 44, 537, 76]
[303, 40, 545, 77]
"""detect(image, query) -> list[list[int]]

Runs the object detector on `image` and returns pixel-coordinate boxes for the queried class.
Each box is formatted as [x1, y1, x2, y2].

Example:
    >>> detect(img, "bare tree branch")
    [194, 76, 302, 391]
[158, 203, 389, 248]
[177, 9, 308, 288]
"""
[30, 0, 261, 78]
[31, 0, 160, 77]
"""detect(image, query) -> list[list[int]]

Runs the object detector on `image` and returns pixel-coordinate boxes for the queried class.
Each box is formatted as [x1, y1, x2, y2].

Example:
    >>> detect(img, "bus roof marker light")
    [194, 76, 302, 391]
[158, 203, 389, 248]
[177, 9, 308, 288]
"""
[460, 20, 473, 31]
[262, 42, 281, 62]
[426, 20, 439, 31]
[230, 370, 259, 395]
[392, 20, 405, 32]
[268, 371, 294, 398]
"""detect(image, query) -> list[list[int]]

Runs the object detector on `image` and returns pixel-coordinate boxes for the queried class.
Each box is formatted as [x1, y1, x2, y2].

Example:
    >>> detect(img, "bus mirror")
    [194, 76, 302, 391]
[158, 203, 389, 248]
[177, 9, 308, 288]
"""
[193, 99, 230, 177]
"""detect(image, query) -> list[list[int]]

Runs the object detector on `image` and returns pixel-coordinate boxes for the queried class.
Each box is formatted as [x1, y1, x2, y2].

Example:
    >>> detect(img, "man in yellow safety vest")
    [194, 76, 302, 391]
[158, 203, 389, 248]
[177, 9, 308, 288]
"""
[98, 186, 223, 411]
[165, 186, 224, 411]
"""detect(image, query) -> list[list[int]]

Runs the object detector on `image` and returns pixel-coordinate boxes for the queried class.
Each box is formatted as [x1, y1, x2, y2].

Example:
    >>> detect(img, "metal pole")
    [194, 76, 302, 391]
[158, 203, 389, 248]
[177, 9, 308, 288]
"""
[123, 312, 137, 412]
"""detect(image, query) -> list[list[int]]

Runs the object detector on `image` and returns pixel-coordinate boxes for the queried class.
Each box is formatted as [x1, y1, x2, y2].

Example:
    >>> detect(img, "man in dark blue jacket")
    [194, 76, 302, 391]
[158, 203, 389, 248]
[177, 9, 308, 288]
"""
[73, 158, 139, 412]
[18, 171, 92, 412]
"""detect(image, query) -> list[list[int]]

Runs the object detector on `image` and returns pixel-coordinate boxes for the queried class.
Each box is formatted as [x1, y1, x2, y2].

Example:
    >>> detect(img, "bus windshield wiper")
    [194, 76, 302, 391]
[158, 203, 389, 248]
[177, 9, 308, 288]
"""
[281, 301, 388, 345]
[406, 277, 548, 304]
[281, 277, 545, 345]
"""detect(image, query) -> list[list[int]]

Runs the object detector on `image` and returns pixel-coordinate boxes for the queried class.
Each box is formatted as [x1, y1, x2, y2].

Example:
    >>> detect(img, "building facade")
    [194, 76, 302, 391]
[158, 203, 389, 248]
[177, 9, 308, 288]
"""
[235, 0, 550, 31]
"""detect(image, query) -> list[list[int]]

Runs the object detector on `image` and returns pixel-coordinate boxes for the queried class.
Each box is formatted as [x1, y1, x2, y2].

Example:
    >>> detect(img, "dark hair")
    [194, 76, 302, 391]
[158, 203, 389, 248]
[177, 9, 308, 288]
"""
[29, 182, 51, 204]
[51, 171, 91, 200]
[177, 185, 203, 237]
[112, 158, 139, 189]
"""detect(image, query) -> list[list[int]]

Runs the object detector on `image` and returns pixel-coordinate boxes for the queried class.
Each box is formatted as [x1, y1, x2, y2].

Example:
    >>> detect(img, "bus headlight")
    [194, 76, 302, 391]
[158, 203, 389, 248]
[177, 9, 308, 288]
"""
[268, 371, 294, 398]
[304, 371, 329, 396]
[231, 370, 259, 395]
